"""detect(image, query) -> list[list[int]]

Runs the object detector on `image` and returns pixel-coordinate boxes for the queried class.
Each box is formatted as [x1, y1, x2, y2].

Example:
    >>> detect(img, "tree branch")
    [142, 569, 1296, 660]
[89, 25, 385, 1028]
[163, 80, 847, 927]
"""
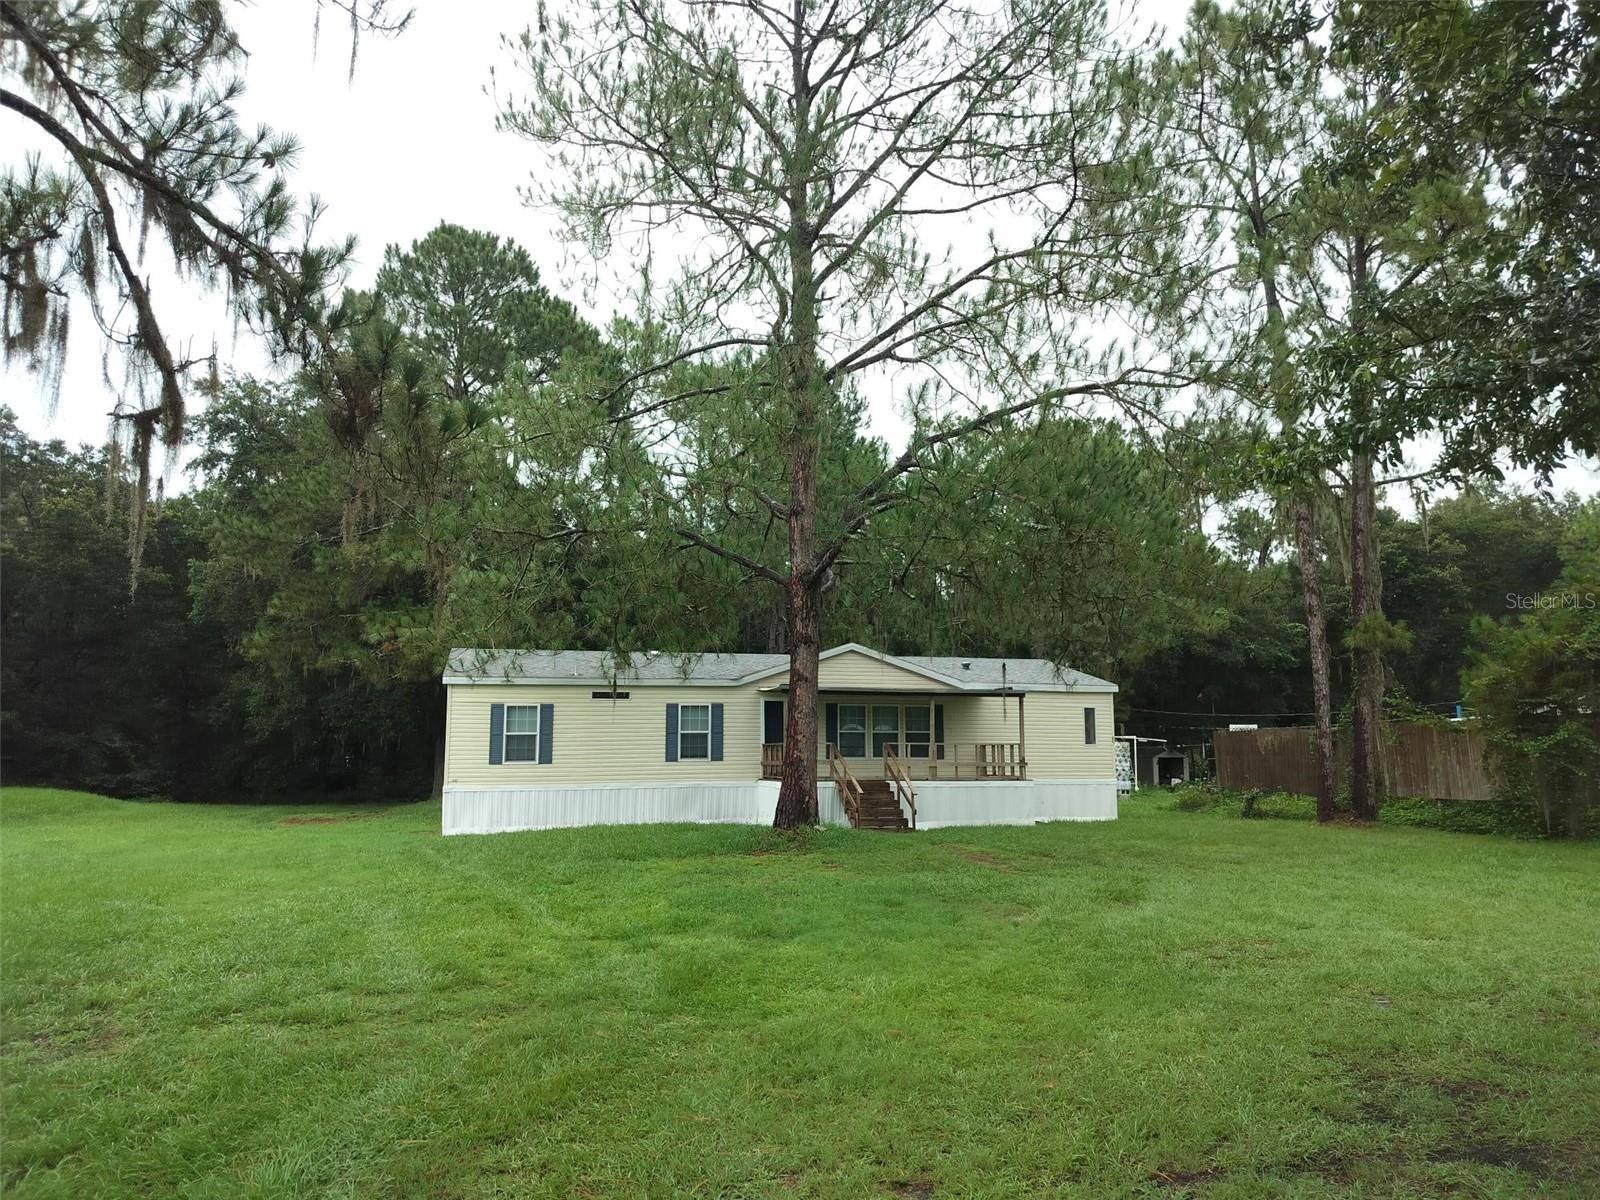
[808, 369, 1183, 584]
[674, 524, 786, 584]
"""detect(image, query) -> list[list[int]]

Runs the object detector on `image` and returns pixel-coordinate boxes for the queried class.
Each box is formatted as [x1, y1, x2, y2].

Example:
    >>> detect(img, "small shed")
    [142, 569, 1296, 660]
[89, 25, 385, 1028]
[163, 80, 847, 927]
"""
[1152, 749, 1190, 786]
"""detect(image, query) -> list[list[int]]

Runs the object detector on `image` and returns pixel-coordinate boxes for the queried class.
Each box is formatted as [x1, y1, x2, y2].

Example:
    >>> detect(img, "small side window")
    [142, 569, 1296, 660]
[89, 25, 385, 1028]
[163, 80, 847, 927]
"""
[505, 704, 540, 762]
[1084, 707, 1097, 745]
[679, 703, 711, 760]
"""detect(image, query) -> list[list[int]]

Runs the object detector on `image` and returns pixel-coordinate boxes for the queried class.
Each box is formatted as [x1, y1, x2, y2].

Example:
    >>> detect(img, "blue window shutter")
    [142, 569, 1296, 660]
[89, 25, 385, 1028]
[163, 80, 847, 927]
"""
[934, 704, 945, 759]
[826, 703, 838, 753]
[539, 703, 554, 764]
[665, 703, 679, 762]
[489, 703, 505, 765]
[710, 703, 724, 761]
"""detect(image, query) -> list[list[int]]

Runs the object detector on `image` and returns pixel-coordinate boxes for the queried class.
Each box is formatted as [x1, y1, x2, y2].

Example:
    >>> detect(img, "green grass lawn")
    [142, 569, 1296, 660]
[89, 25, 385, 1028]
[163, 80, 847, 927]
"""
[2, 788, 1597, 1199]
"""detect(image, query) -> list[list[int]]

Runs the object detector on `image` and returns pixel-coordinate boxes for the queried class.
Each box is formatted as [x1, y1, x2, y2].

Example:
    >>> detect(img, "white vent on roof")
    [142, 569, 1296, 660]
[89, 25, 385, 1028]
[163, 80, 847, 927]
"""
[961, 661, 971, 670]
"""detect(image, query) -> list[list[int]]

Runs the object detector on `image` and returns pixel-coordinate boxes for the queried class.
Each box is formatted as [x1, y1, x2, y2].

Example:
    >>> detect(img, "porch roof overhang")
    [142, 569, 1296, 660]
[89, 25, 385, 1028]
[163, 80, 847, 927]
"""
[757, 685, 1027, 697]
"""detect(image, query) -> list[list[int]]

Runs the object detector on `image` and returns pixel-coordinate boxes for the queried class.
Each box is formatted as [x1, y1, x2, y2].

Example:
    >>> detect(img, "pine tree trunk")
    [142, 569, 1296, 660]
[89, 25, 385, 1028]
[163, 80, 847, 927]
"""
[1348, 455, 1385, 820]
[1293, 498, 1337, 822]
[772, 27, 820, 829]
[1345, 233, 1386, 822]
[774, 573, 821, 827]
[773, 366, 821, 828]
[772, 336, 822, 827]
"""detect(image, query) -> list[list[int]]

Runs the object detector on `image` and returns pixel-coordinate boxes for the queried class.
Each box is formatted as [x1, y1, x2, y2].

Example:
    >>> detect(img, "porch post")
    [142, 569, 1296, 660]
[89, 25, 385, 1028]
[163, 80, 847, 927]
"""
[1018, 692, 1027, 779]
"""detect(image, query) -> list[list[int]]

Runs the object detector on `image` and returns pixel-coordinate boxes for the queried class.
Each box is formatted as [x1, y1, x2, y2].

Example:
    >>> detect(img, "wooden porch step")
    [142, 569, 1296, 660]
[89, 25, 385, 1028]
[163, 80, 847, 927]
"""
[848, 779, 909, 830]
[854, 811, 909, 828]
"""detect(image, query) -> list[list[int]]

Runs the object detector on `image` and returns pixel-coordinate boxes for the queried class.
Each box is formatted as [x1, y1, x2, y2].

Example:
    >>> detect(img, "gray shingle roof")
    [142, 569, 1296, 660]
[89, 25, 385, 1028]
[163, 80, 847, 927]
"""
[901, 654, 1114, 691]
[445, 644, 1115, 692]
[446, 648, 789, 684]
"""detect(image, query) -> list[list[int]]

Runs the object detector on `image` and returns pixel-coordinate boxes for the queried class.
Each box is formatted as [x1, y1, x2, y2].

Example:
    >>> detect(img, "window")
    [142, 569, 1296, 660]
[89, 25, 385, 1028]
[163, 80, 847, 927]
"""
[905, 706, 931, 757]
[1084, 706, 1097, 745]
[872, 705, 901, 757]
[505, 704, 540, 762]
[838, 705, 867, 758]
[679, 703, 711, 759]
[591, 690, 630, 700]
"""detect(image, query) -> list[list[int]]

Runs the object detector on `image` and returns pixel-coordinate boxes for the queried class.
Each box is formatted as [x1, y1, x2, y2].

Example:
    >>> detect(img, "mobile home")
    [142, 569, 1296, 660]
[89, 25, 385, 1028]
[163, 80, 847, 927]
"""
[442, 643, 1118, 834]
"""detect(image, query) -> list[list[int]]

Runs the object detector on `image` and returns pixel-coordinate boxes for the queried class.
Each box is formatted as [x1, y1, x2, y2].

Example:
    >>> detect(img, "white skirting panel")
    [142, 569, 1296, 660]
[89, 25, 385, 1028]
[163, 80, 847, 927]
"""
[910, 779, 1118, 828]
[443, 781, 780, 835]
[818, 782, 850, 827]
[444, 779, 1115, 835]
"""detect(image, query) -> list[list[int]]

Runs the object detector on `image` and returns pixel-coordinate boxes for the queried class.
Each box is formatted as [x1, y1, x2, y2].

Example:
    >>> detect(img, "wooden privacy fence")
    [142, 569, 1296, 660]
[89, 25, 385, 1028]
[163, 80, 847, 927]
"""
[1213, 722, 1492, 801]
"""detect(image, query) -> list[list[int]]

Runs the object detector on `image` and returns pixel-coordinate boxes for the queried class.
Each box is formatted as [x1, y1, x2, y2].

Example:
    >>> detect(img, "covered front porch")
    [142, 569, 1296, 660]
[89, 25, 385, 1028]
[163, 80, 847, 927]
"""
[757, 690, 1029, 782]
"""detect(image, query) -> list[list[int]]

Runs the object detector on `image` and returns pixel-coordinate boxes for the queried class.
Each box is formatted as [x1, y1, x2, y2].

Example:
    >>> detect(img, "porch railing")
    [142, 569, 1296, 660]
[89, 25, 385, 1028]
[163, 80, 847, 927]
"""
[827, 742, 865, 825]
[762, 741, 1025, 781]
[896, 742, 1025, 780]
[883, 745, 917, 829]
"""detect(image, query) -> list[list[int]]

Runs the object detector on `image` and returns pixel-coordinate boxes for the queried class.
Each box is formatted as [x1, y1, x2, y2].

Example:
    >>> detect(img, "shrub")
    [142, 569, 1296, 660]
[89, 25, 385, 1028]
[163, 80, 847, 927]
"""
[1379, 796, 1549, 838]
[1173, 788, 1222, 812]
[1159, 780, 1556, 838]
[1463, 502, 1600, 839]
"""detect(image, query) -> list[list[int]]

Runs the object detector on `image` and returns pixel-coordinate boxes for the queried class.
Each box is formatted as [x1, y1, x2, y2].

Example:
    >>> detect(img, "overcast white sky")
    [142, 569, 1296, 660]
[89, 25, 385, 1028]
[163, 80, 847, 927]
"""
[4, 0, 1595, 506]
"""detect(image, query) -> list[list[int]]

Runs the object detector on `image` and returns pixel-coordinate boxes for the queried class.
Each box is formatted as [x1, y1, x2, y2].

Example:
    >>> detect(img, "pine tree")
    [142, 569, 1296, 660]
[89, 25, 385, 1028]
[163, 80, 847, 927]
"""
[499, 0, 1188, 825]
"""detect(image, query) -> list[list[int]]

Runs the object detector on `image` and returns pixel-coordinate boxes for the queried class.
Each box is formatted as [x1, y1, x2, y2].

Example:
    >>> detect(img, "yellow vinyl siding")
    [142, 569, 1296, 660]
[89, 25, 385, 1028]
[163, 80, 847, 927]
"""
[1021, 692, 1115, 780]
[445, 680, 1115, 787]
[938, 692, 1114, 780]
[766, 649, 957, 693]
[445, 684, 763, 788]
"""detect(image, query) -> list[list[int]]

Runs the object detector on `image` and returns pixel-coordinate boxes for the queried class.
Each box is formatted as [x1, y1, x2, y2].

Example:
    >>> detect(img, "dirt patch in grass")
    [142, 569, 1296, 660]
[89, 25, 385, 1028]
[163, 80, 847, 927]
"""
[277, 812, 384, 826]
[1318, 1057, 1589, 1186]
[1348, 1062, 1531, 1119]
[1284, 1150, 1355, 1186]
[1428, 1137, 1551, 1172]
[745, 828, 821, 856]
[9, 1023, 121, 1062]
[947, 845, 1019, 871]
[1165, 937, 1290, 967]
[885, 1178, 935, 1198]
[1147, 1164, 1223, 1192]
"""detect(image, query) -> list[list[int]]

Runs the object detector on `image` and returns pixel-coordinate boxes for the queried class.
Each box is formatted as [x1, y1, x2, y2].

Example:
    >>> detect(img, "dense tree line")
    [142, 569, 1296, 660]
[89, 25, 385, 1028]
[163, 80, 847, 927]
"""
[0, 219, 1586, 801]
[4, 0, 1596, 822]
